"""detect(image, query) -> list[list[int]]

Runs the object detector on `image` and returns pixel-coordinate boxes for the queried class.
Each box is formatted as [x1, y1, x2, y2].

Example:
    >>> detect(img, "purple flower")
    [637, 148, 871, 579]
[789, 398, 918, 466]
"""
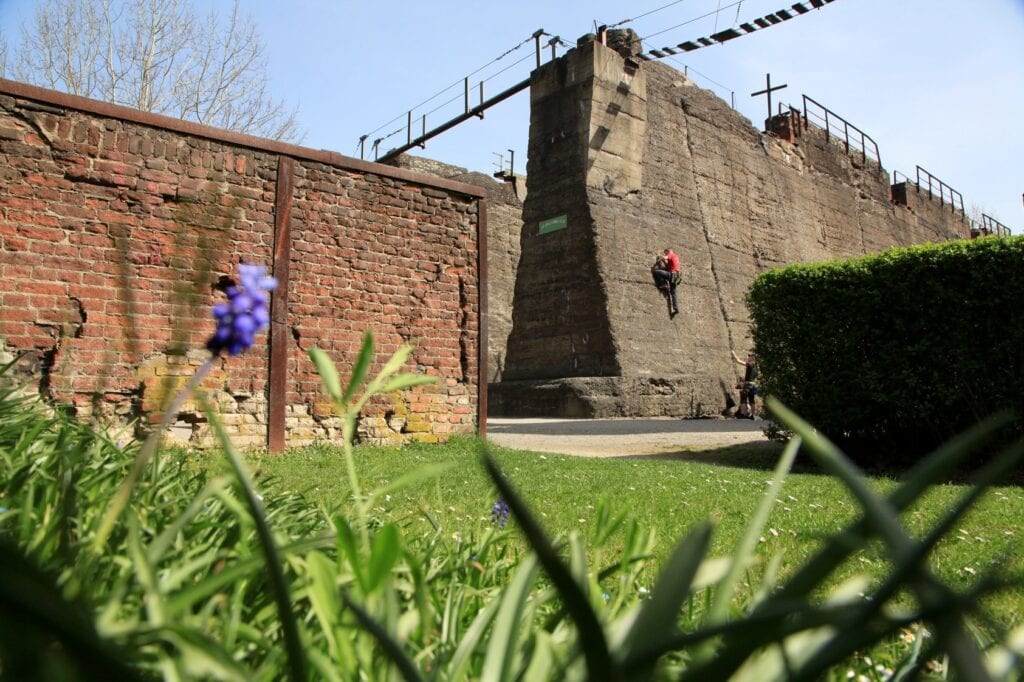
[491, 498, 510, 528]
[207, 264, 277, 356]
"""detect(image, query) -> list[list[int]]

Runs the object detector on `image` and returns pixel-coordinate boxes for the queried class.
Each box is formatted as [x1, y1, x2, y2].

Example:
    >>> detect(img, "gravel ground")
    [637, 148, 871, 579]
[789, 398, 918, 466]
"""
[486, 417, 770, 458]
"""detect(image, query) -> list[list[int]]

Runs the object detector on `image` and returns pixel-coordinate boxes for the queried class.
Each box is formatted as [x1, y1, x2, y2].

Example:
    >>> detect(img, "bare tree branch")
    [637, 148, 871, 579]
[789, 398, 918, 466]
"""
[11, 0, 302, 142]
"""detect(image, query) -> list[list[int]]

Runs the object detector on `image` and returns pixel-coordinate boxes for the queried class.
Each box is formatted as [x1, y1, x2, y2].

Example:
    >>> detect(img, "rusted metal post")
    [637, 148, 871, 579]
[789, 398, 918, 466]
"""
[548, 35, 559, 61]
[534, 29, 544, 68]
[407, 110, 412, 145]
[268, 156, 294, 454]
[477, 198, 489, 438]
[464, 77, 469, 114]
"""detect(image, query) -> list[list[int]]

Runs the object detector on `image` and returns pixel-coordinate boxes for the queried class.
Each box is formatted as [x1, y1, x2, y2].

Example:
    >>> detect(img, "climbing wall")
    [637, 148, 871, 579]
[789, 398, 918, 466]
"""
[492, 32, 967, 417]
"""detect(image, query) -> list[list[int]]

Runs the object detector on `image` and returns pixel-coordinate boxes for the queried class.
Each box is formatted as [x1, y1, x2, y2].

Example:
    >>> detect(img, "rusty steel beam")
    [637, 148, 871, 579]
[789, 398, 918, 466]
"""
[377, 78, 530, 163]
[268, 155, 295, 454]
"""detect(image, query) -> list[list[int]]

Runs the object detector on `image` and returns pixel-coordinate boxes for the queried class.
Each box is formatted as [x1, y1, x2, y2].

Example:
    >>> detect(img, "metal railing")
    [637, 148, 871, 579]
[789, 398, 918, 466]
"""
[914, 165, 965, 215]
[971, 213, 1012, 237]
[801, 95, 881, 168]
[363, 29, 564, 163]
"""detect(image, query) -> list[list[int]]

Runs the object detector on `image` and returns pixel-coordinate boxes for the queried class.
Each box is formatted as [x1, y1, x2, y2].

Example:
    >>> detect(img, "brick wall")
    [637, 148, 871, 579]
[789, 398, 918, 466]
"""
[0, 78, 486, 449]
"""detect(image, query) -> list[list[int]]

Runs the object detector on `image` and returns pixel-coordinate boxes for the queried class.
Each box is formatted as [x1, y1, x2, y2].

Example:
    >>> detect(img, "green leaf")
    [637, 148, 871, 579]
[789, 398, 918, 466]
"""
[306, 550, 342, 659]
[334, 514, 366, 593]
[374, 343, 414, 385]
[481, 555, 540, 682]
[161, 624, 251, 681]
[366, 524, 402, 593]
[481, 447, 618, 680]
[309, 348, 343, 403]
[707, 435, 800, 625]
[341, 590, 424, 682]
[196, 393, 308, 682]
[621, 521, 713, 673]
[445, 592, 502, 681]
[341, 331, 375, 406]
[380, 373, 437, 394]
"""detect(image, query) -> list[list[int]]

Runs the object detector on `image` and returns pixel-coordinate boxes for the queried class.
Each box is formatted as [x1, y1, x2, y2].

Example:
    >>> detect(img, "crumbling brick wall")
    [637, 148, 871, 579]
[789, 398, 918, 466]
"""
[389, 155, 524, 383]
[0, 79, 485, 449]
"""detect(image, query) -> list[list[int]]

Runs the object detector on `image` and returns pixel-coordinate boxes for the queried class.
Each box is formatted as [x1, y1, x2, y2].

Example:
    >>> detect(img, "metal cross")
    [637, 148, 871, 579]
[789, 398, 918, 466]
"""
[751, 73, 788, 125]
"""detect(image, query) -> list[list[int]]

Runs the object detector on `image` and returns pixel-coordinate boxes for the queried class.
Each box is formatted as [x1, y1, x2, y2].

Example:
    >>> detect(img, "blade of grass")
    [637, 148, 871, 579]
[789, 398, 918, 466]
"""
[620, 520, 713, 676]
[481, 554, 540, 682]
[768, 397, 989, 680]
[196, 393, 307, 682]
[684, 411, 1017, 681]
[445, 590, 502, 681]
[0, 541, 142, 681]
[707, 435, 800, 624]
[340, 589, 424, 682]
[481, 447, 619, 681]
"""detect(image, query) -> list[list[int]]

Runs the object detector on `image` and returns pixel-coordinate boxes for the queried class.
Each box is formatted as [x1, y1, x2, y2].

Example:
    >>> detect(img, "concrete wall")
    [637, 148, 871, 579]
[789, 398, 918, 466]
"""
[0, 79, 485, 448]
[492, 35, 969, 417]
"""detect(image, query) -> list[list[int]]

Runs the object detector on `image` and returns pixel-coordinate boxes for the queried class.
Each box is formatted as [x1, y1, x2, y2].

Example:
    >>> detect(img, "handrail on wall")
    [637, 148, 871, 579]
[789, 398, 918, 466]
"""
[801, 95, 881, 168]
[915, 165, 964, 216]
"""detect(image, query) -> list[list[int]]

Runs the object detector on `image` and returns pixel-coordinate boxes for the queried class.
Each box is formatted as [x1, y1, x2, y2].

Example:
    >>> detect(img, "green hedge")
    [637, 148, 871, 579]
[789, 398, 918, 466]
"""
[748, 235, 1024, 466]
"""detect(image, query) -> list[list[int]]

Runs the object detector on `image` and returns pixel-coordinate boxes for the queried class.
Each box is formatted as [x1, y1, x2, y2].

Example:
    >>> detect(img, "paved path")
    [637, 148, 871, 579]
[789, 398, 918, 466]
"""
[486, 417, 770, 458]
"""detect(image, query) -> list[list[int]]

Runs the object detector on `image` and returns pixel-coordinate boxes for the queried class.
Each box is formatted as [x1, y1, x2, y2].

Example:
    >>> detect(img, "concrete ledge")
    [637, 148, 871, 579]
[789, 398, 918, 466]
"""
[489, 376, 732, 418]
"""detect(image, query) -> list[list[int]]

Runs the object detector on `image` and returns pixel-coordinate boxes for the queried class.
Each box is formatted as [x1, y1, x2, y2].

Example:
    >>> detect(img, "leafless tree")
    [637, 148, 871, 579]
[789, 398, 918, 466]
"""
[11, 0, 301, 141]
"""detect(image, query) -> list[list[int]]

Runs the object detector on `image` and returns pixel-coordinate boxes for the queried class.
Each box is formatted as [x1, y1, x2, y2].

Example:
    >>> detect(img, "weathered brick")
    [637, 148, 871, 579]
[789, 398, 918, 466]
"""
[0, 86, 479, 447]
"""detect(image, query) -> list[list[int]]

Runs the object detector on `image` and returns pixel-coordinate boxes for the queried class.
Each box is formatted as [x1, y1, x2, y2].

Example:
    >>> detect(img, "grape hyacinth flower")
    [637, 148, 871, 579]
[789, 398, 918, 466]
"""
[491, 497, 510, 528]
[207, 263, 277, 356]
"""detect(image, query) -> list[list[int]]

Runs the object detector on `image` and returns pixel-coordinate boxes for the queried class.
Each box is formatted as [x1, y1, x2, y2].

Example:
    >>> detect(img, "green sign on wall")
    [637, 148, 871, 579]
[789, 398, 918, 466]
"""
[538, 214, 568, 235]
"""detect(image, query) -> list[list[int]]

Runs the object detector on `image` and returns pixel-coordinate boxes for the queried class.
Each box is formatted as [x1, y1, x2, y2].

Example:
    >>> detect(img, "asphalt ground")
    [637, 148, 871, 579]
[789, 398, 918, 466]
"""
[486, 417, 771, 458]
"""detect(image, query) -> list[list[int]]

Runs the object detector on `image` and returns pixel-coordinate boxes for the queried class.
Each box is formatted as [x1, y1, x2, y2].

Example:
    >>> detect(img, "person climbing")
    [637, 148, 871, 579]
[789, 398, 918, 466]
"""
[663, 248, 681, 317]
[731, 350, 758, 418]
[650, 253, 678, 318]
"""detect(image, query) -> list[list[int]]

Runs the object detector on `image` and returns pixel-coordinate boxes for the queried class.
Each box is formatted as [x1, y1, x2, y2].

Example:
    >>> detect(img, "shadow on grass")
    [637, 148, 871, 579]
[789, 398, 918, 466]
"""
[610, 440, 828, 475]
[614, 439, 1024, 487]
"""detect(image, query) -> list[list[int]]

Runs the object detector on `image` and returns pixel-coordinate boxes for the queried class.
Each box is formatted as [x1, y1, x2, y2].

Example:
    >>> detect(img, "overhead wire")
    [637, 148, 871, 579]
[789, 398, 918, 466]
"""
[641, 0, 745, 42]
[606, 0, 691, 29]
[361, 1, 823, 156]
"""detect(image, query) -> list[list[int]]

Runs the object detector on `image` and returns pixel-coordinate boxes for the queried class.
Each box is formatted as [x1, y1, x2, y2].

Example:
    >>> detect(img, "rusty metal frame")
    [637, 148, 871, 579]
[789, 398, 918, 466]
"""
[477, 199, 489, 438]
[268, 156, 295, 454]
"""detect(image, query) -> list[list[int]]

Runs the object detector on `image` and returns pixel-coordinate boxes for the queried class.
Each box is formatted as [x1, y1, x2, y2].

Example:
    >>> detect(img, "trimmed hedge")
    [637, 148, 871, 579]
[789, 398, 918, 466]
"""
[748, 235, 1024, 466]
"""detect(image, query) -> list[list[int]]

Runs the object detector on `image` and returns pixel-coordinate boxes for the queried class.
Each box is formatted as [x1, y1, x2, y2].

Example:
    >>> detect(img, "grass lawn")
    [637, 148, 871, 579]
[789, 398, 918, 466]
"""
[221, 435, 1024, 626]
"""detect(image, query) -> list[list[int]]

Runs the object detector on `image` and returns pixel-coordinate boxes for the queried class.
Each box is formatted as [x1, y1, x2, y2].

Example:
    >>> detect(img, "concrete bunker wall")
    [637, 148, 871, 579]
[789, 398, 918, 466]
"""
[0, 79, 485, 448]
[493, 37, 968, 417]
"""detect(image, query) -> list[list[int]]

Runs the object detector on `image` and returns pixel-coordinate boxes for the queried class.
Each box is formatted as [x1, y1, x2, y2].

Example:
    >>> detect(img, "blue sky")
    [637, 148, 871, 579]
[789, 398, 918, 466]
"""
[2, 0, 1022, 230]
